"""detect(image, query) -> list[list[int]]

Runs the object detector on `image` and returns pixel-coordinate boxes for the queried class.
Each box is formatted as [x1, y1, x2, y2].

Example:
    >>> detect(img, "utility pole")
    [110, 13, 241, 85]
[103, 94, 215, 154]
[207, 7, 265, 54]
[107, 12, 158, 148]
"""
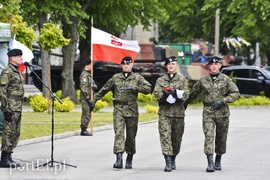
[214, 8, 220, 56]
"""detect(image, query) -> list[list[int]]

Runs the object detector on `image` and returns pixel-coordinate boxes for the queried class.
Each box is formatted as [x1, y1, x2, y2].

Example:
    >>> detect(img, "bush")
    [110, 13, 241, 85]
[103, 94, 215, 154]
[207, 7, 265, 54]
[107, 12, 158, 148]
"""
[55, 90, 62, 99]
[94, 100, 108, 112]
[29, 95, 48, 112]
[230, 96, 270, 106]
[54, 97, 75, 112]
[101, 91, 113, 103]
[138, 93, 154, 102]
[144, 104, 158, 114]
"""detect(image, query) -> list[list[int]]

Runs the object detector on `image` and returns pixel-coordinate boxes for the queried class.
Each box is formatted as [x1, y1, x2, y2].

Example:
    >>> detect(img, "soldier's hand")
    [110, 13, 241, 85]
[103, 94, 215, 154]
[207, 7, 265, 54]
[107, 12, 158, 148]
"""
[163, 87, 172, 97]
[92, 85, 98, 92]
[170, 89, 177, 98]
[3, 110, 13, 122]
[212, 100, 224, 110]
[87, 99, 95, 111]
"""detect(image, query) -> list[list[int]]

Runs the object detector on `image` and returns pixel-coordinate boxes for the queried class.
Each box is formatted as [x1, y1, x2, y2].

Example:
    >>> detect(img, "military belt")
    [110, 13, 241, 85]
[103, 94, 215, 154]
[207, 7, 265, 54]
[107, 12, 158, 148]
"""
[113, 100, 136, 106]
[9, 95, 23, 101]
[203, 102, 213, 106]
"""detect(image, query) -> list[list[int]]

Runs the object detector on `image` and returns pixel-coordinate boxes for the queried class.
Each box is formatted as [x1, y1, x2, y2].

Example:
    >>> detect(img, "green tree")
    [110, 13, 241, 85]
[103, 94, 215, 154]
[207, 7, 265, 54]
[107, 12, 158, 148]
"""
[20, 0, 174, 103]
[0, 0, 21, 23]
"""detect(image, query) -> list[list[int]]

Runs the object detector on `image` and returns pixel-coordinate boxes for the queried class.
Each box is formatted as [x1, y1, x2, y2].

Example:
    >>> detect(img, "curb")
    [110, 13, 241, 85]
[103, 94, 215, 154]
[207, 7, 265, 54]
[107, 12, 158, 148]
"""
[15, 120, 158, 147]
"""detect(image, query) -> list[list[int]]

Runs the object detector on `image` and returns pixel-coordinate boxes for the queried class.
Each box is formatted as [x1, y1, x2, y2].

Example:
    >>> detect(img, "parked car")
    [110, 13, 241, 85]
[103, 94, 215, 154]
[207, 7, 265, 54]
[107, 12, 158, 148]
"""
[221, 66, 270, 97]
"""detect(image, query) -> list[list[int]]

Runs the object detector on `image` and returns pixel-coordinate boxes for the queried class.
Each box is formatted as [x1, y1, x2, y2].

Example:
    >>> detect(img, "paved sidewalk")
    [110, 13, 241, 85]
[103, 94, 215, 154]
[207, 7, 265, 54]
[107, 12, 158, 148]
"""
[1, 107, 270, 179]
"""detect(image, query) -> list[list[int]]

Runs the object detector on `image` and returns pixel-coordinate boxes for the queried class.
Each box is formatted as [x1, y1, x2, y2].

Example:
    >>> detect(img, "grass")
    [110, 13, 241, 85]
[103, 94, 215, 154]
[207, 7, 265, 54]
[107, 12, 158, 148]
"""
[0, 108, 158, 142]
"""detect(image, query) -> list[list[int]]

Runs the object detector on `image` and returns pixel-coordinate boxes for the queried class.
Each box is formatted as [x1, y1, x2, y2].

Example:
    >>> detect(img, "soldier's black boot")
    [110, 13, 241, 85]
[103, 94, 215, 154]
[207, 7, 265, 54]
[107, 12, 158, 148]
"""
[206, 155, 215, 172]
[125, 154, 133, 169]
[80, 128, 92, 136]
[7, 152, 20, 167]
[0, 151, 17, 168]
[164, 155, 172, 172]
[215, 154, 222, 170]
[171, 155, 176, 170]
[113, 152, 123, 169]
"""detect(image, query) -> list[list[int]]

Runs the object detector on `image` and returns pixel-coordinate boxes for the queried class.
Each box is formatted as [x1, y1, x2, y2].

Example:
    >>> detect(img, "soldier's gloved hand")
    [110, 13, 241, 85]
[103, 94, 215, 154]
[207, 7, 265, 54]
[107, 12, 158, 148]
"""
[163, 87, 172, 97]
[212, 100, 224, 110]
[87, 99, 95, 111]
[170, 89, 177, 98]
[121, 86, 133, 90]
[163, 89, 171, 97]
[92, 85, 98, 92]
[3, 110, 13, 122]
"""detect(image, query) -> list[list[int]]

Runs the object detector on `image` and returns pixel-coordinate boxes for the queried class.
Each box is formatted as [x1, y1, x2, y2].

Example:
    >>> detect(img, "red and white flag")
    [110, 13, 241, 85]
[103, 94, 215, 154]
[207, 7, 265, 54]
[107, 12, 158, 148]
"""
[91, 27, 140, 64]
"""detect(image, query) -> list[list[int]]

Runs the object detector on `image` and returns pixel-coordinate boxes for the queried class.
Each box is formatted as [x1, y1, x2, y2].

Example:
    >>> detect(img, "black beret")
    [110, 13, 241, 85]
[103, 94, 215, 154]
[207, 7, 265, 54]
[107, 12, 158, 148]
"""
[82, 59, 91, 66]
[165, 56, 177, 65]
[207, 56, 221, 65]
[7, 49, 23, 57]
[121, 56, 132, 65]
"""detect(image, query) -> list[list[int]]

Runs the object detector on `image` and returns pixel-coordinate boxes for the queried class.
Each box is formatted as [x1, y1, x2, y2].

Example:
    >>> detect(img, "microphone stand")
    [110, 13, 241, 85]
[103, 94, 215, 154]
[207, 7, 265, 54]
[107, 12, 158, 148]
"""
[28, 65, 77, 168]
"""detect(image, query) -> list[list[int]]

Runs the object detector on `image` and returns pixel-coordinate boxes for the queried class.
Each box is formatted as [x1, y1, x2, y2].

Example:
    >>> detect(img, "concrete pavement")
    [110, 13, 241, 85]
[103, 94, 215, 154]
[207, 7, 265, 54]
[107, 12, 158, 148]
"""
[1, 107, 270, 179]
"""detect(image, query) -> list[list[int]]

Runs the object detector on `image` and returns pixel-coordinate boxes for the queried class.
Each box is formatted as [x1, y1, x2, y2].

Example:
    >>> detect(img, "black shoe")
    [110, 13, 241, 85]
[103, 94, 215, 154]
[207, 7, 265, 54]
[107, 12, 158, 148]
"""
[113, 153, 123, 169]
[164, 155, 172, 172]
[171, 156, 176, 170]
[81, 129, 92, 136]
[215, 154, 222, 170]
[0, 152, 20, 168]
[125, 154, 133, 169]
[206, 155, 215, 172]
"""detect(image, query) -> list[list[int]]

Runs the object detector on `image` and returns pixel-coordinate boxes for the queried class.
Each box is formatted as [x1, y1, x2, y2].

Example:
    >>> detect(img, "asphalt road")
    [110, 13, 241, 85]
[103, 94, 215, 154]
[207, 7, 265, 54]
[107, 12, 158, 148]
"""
[0, 107, 270, 180]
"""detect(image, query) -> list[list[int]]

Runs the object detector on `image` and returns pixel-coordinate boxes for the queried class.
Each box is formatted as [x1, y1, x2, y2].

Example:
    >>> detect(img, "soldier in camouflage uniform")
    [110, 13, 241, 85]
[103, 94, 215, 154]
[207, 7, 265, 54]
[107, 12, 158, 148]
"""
[93, 56, 152, 169]
[0, 49, 24, 168]
[185, 56, 240, 172]
[153, 56, 189, 172]
[79, 59, 96, 136]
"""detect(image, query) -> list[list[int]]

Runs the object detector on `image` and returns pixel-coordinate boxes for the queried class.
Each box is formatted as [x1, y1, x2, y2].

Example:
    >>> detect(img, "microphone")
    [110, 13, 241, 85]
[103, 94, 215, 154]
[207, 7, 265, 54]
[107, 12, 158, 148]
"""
[24, 62, 40, 68]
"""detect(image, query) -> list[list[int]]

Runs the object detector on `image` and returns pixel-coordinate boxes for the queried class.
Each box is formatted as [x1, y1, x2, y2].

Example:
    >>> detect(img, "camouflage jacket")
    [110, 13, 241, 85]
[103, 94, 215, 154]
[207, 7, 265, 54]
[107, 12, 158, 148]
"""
[94, 72, 152, 117]
[187, 73, 240, 117]
[153, 73, 189, 117]
[0, 64, 24, 112]
[79, 69, 96, 100]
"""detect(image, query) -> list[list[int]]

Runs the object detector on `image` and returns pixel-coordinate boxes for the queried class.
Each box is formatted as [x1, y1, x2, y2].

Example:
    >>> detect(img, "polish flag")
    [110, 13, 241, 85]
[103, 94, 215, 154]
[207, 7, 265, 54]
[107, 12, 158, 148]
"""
[91, 27, 140, 64]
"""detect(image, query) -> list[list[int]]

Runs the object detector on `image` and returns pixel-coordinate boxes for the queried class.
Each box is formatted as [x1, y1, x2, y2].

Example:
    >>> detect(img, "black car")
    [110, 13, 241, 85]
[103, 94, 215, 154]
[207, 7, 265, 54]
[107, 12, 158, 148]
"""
[221, 66, 270, 97]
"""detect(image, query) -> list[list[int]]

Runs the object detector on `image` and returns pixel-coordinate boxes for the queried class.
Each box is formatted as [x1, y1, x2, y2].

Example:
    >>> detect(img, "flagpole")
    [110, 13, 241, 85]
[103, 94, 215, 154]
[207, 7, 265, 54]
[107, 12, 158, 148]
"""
[90, 16, 94, 135]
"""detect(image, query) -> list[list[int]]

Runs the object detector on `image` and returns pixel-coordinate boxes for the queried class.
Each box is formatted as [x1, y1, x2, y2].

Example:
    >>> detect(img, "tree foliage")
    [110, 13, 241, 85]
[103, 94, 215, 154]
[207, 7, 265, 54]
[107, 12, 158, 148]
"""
[39, 23, 70, 51]
[0, 0, 21, 23]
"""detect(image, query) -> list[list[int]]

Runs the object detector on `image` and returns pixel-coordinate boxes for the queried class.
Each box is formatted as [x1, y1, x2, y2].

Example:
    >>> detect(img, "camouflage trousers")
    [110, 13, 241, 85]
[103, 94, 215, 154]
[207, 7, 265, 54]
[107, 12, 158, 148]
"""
[1, 112, 22, 153]
[203, 116, 229, 155]
[80, 99, 91, 129]
[158, 115, 185, 156]
[113, 112, 138, 154]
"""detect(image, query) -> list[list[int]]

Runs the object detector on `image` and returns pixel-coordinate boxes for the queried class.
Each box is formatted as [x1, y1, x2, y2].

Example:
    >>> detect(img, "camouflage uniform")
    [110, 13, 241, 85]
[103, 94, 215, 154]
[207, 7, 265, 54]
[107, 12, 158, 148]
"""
[186, 73, 239, 155]
[0, 64, 24, 153]
[94, 72, 151, 154]
[80, 69, 96, 130]
[153, 73, 189, 156]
